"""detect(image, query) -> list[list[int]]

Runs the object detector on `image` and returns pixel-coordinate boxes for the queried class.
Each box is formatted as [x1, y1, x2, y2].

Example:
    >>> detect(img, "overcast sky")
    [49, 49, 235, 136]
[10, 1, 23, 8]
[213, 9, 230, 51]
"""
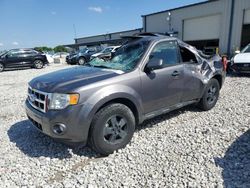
[0, 0, 205, 50]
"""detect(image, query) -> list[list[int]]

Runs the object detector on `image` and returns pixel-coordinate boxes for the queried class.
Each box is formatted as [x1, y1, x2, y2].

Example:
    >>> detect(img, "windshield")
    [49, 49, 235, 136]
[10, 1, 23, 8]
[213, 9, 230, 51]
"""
[241, 45, 250, 53]
[89, 40, 149, 72]
[102, 47, 113, 53]
[0, 50, 8, 57]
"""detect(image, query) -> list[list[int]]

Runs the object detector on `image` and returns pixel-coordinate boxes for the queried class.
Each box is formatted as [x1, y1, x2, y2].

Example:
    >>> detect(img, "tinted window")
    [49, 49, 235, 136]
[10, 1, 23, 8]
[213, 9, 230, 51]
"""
[23, 50, 38, 55]
[150, 41, 179, 67]
[7, 50, 23, 57]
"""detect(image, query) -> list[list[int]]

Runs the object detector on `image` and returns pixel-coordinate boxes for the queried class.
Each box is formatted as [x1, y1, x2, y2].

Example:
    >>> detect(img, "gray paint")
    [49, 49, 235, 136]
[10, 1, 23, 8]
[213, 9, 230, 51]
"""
[25, 36, 225, 145]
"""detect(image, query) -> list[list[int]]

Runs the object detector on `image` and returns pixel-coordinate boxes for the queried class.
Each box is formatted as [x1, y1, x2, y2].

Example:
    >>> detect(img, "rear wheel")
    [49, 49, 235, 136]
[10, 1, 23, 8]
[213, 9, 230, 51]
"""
[78, 57, 86, 65]
[198, 78, 220, 111]
[0, 63, 4, 72]
[89, 103, 135, 155]
[34, 60, 44, 69]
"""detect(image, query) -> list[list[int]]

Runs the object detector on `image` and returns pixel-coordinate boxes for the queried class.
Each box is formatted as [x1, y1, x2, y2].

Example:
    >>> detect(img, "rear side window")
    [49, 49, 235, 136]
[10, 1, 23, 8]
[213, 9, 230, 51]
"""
[179, 47, 198, 63]
[150, 41, 179, 67]
[23, 50, 38, 55]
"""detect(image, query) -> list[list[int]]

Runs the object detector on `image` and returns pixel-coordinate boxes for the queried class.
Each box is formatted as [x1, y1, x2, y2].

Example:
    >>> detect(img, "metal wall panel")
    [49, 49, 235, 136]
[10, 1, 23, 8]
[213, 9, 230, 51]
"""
[183, 15, 221, 41]
[244, 9, 250, 24]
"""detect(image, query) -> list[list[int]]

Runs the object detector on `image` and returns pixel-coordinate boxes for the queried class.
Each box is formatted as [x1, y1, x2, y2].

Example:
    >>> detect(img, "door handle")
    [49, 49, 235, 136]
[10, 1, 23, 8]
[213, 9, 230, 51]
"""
[172, 71, 180, 77]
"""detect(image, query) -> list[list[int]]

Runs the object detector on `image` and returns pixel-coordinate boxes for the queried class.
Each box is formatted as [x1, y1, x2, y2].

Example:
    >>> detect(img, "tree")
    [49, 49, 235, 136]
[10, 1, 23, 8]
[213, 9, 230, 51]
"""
[34, 46, 53, 52]
[53, 45, 68, 53]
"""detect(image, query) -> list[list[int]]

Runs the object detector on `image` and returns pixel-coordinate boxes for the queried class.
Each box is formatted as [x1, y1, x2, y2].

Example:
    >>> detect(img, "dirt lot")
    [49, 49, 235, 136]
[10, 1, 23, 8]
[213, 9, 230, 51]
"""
[0, 64, 249, 187]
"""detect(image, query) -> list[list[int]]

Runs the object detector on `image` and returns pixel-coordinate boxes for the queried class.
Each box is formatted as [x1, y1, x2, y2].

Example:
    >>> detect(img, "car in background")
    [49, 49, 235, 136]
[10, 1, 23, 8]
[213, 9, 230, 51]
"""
[43, 52, 54, 64]
[229, 44, 250, 74]
[90, 46, 120, 61]
[0, 49, 48, 72]
[52, 52, 69, 59]
[66, 48, 101, 65]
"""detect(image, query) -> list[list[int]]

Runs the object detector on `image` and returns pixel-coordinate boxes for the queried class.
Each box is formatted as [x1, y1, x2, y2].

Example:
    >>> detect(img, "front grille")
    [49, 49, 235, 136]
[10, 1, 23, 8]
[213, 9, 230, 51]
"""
[28, 86, 48, 113]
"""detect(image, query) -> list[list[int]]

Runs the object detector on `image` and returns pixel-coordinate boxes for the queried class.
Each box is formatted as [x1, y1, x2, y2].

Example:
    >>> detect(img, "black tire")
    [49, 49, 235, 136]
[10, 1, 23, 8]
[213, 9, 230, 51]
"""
[0, 63, 4, 72]
[78, 57, 86, 65]
[34, 60, 44, 69]
[198, 78, 220, 111]
[89, 103, 135, 155]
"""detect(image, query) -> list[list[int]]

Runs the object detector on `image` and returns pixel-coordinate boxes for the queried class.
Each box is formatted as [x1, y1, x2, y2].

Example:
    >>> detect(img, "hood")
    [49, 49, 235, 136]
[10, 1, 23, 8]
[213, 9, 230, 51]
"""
[29, 66, 123, 93]
[234, 53, 250, 63]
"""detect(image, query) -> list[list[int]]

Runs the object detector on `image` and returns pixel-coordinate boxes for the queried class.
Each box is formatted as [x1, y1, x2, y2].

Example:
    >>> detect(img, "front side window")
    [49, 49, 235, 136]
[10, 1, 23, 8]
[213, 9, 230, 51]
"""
[149, 41, 179, 67]
[7, 50, 23, 57]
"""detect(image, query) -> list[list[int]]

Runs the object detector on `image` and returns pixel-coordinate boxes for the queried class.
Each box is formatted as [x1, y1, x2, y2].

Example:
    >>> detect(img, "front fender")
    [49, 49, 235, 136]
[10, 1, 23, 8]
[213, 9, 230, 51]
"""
[79, 84, 143, 127]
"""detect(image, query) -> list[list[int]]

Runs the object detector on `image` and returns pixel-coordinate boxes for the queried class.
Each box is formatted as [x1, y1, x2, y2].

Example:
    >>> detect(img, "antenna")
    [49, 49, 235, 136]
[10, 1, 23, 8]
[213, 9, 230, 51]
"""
[73, 24, 77, 38]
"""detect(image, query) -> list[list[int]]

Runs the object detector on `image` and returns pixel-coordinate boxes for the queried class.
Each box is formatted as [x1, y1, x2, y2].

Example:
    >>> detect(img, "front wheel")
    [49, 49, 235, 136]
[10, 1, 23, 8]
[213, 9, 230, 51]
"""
[198, 78, 220, 111]
[0, 63, 4, 72]
[89, 103, 135, 155]
[78, 57, 86, 65]
[34, 60, 44, 69]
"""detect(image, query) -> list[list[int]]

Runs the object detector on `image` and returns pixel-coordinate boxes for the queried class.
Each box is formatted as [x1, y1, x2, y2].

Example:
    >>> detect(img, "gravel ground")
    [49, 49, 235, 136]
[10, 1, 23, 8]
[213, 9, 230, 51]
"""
[0, 64, 249, 187]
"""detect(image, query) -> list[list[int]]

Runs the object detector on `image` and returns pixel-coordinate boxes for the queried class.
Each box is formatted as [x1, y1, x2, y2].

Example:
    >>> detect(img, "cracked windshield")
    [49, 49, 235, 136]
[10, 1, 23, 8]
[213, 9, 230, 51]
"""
[89, 40, 149, 72]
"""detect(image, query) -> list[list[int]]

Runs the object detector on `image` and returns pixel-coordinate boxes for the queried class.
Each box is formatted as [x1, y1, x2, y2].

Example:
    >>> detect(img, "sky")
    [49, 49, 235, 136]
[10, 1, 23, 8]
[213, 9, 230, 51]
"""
[0, 0, 205, 50]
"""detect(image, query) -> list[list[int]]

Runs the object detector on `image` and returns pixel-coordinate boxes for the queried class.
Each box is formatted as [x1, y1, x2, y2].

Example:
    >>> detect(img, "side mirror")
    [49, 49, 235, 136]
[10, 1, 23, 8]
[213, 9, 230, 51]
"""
[145, 58, 163, 72]
[5, 54, 9, 58]
[235, 50, 240, 54]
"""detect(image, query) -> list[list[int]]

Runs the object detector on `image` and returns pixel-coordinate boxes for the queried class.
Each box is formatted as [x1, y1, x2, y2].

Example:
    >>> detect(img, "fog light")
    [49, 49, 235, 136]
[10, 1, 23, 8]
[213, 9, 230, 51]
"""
[53, 124, 67, 135]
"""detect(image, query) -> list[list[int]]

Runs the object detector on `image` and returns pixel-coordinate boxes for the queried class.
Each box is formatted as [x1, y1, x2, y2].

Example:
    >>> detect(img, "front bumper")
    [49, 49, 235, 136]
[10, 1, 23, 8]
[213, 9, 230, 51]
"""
[230, 63, 250, 73]
[25, 99, 89, 146]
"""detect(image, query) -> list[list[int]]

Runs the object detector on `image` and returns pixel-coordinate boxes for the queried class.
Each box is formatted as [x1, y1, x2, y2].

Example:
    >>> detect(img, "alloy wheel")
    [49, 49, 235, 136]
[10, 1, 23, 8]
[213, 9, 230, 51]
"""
[0, 63, 4, 72]
[207, 85, 217, 104]
[78, 58, 85, 65]
[103, 115, 128, 145]
[34, 60, 43, 69]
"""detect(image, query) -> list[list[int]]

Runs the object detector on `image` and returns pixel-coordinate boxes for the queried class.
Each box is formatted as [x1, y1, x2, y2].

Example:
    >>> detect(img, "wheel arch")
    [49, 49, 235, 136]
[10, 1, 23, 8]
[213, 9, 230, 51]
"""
[212, 74, 222, 89]
[95, 97, 140, 126]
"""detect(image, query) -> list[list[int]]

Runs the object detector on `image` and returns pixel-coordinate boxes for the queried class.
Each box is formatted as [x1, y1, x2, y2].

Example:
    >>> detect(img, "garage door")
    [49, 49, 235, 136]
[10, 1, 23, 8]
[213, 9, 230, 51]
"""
[183, 14, 221, 41]
[244, 9, 250, 24]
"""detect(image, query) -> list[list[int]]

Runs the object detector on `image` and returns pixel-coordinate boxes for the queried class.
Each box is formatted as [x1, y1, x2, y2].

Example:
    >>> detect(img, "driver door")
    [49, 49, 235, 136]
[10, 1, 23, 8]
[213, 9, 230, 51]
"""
[140, 40, 184, 114]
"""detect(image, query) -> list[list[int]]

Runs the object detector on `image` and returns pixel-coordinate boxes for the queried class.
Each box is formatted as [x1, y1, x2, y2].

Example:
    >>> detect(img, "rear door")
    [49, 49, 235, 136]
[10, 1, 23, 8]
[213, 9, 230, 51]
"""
[21, 50, 38, 66]
[179, 45, 203, 102]
[140, 40, 184, 114]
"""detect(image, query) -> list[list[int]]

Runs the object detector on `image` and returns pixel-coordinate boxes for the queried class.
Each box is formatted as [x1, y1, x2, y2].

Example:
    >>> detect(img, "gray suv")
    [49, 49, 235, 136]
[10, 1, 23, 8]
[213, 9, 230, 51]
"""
[25, 34, 225, 155]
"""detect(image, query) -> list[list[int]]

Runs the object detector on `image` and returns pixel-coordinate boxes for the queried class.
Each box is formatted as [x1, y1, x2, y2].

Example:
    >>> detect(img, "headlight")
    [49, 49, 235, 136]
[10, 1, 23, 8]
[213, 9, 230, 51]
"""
[49, 93, 79, 110]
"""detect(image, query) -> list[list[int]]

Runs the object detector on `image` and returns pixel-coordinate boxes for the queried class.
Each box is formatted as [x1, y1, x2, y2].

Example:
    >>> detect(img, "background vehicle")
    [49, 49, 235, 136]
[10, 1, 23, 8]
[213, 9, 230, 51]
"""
[0, 49, 48, 72]
[90, 46, 120, 61]
[229, 44, 250, 74]
[26, 34, 225, 155]
[52, 52, 69, 59]
[66, 48, 101, 65]
[43, 52, 54, 64]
